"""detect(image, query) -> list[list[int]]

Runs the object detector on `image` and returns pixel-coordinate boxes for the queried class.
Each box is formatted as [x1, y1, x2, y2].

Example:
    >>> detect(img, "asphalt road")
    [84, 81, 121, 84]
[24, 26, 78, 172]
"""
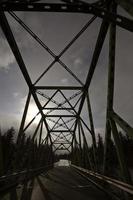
[31, 166, 112, 200]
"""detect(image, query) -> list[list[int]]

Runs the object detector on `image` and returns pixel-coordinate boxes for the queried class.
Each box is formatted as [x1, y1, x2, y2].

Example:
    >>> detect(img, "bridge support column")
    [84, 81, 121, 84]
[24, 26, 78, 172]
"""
[17, 91, 31, 144]
[110, 119, 132, 184]
[80, 122, 93, 170]
[103, 1, 132, 187]
[103, 2, 117, 175]
[87, 94, 98, 171]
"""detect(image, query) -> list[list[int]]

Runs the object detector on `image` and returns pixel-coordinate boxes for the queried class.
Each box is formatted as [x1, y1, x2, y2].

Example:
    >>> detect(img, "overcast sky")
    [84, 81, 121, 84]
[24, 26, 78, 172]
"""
[0, 1, 133, 143]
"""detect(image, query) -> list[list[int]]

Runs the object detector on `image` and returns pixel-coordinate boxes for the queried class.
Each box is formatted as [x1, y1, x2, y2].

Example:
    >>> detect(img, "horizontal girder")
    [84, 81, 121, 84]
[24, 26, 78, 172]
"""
[46, 115, 76, 117]
[50, 130, 74, 132]
[35, 86, 83, 90]
[0, 2, 133, 31]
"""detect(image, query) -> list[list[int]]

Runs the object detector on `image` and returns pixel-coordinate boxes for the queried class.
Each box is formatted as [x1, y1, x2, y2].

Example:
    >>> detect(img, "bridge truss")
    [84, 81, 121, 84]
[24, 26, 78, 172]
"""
[0, 0, 133, 199]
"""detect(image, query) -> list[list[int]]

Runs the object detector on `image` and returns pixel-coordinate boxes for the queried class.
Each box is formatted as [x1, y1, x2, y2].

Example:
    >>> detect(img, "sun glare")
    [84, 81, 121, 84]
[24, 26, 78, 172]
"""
[27, 104, 41, 124]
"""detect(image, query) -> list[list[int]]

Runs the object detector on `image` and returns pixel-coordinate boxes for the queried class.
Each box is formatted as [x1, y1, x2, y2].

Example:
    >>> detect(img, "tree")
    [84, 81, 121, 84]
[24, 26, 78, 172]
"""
[97, 133, 104, 167]
[2, 127, 16, 173]
[119, 131, 133, 167]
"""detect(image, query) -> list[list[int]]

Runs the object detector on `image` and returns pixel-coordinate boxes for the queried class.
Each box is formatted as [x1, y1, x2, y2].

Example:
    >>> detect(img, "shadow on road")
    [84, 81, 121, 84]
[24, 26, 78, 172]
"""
[37, 177, 65, 200]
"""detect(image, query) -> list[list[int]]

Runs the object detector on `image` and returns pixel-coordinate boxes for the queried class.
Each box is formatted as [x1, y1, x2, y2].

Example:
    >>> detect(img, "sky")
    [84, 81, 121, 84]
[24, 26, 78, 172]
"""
[0, 1, 133, 143]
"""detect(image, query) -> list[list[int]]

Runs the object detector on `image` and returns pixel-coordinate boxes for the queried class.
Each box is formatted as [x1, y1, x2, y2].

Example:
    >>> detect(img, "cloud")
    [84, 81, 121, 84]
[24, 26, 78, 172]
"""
[0, 37, 15, 70]
[74, 58, 82, 66]
[0, 112, 20, 130]
[13, 92, 19, 98]
[61, 78, 68, 84]
[0, 9, 133, 135]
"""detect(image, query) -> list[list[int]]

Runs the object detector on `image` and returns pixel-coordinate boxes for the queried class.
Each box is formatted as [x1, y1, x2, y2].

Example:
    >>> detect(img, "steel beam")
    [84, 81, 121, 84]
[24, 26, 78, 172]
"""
[54, 142, 71, 144]
[35, 86, 83, 90]
[1, 2, 133, 31]
[79, 121, 93, 170]
[73, 18, 109, 139]
[103, 2, 116, 174]
[110, 119, 132, 184]
[0, 11, 49, 134]
[39, 120, 43, 146]
[87, 94, 97, 171]
[32, 120, 41, 141]
[46, 115, 76, 117]
[49, 130, 74, 132]
[78, 120, 82, 166]
[77, 19, 109, 117]
[9, 12, 96, 86]
[37, 90, 81, 115]
[42, 107, 74, 110]
[47, 118, 72, 130]
[111, 111, 133, 139]
[115, 0, 133, 16]
[17, 91, 31, 143]
[59, 90, 76, 113]
[60, 117, 73, 132]
[49, 117, 62, 133]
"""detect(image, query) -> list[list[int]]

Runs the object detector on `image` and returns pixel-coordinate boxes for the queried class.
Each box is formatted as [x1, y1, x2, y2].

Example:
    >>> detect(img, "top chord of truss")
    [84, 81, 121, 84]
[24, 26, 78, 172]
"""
[1, 0, 133, 32]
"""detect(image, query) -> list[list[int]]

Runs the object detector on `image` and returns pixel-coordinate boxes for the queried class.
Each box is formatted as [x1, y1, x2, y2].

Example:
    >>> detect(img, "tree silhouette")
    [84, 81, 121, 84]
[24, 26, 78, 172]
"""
[119, 131, 133, 167]
[97, 133, 104, 168]
[2, 127, 15, 173]
[0, 127, 133, 178]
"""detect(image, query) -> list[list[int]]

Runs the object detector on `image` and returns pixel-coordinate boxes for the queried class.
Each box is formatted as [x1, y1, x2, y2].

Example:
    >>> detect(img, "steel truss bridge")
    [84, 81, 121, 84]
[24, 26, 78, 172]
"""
[0, 0, 133, 199]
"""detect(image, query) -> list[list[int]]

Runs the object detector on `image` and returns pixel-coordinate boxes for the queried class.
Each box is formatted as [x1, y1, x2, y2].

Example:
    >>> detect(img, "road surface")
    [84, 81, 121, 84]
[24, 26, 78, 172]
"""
[31, 166, 112, 200]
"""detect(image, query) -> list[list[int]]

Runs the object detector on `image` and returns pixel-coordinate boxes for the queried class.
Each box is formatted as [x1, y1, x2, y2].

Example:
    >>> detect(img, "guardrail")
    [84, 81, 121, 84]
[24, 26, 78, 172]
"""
[71, 164, 133, 195]
[0, 164, 53, 196]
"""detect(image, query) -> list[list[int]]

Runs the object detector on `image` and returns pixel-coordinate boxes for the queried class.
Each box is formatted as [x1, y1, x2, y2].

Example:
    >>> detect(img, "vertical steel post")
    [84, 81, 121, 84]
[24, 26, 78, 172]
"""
[73, 19, 109, 143]
[110, 119, 132, 184]
[17, 91, 31, 144]
[78, 120, 82, 166]
[32, 119, 42, 141]
[15, 92, 30, 171]
[39, 119, 43, 147]
[74, 135, 78, 165]
[80, 121, 93, 170]
[103, 2, 116, 174]
[71, 135, 74, 164]
[72, 131, 76, 164]
[86, 94, 97, 171]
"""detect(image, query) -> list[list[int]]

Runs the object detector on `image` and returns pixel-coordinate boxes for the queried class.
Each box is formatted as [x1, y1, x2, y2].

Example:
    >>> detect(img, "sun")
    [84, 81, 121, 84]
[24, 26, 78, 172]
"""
[25, 102, 55, 128]
[27, 103, 41, 124]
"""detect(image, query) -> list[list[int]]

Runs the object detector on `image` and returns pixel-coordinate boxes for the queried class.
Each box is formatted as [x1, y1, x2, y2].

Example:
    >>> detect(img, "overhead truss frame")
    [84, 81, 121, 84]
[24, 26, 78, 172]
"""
[0, 1, 133, 197]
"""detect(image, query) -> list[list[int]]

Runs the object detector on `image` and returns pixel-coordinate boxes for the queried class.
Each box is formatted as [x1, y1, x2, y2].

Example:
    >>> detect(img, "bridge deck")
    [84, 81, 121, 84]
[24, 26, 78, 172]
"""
[31, 166, 111, 200]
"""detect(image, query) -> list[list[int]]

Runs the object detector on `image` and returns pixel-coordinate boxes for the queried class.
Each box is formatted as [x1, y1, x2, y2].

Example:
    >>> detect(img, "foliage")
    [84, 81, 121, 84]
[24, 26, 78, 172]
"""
[119, 131, 133, 167]
[0, 127, 133, 177]
[0, 127, 54, 176]
[1, 127, 15, 173]
[71, 131, 133, 175]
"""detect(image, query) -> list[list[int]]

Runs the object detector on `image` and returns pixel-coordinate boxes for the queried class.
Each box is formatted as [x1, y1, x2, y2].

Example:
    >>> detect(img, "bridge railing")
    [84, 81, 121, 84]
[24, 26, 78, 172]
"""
[71, 164, 133, 199]
[0, 164, 53, 198]
[0, 0, 133, 199]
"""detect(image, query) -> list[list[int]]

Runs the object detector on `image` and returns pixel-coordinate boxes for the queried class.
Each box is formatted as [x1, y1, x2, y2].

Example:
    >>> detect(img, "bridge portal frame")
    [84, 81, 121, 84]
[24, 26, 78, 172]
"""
[0, 0, 133, 199]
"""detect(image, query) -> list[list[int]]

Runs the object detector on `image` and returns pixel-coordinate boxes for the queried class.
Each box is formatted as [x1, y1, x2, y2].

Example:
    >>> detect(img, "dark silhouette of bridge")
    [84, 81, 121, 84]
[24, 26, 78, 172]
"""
[0, 0, 133, 199]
